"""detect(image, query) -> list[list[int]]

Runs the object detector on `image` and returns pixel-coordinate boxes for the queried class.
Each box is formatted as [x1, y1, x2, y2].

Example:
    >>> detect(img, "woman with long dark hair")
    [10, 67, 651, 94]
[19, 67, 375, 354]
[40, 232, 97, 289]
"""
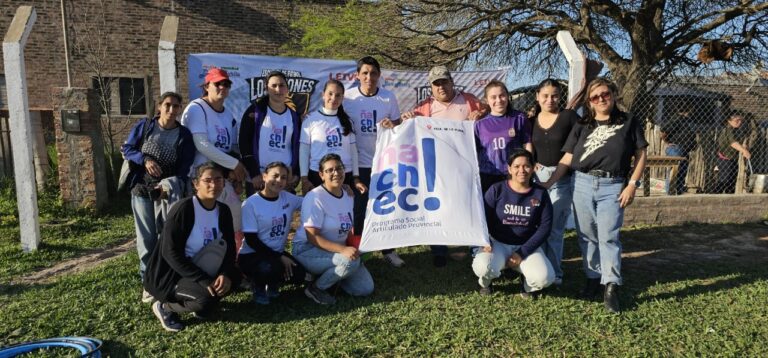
[299, 79, 366, 195]
[239, 71, 301, 195]
[544, 78, 647, 313]
[529, 79, 579, 286]
[121, 91, 195, 302]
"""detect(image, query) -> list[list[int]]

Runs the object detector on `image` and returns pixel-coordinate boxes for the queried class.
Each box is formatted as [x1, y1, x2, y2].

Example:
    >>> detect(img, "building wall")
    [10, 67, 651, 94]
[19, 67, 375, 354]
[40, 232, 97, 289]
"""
[0, 0, 342, 111]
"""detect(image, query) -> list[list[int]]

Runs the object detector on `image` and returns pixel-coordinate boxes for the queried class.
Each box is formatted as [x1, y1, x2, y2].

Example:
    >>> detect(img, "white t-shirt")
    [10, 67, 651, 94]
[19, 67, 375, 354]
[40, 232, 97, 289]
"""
[293, 186, 354, 245]
[258, 107, 294, 172]
[185, 196, 222, 258]
[240, 191, 303, 254]
[181, 98, 238, 170]
[343, 86, 400, 168]
[300, 111, 356, 173]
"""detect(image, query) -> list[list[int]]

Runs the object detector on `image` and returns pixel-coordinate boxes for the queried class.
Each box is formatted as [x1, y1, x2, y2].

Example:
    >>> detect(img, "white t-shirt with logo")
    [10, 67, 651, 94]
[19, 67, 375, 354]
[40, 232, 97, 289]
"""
[343, 86, 400, 168]
[240, 191, 303, 254]
[181, 98, 238, 170]
[300, 111, 356, 173]
[293, 186, 354, 245]
[185, 196, 222, 258]
[258, 107, 294, 172]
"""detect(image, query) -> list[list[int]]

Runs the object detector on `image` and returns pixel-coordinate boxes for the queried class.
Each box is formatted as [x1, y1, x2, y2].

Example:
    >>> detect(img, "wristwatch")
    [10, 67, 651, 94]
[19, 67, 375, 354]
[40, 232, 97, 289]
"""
[628, 179, 641, 187]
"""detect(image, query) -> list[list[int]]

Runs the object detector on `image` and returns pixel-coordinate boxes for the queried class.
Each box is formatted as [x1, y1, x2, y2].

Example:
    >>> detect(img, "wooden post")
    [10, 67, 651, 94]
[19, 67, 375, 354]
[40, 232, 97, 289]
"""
[3, 6, 40, 252]
[158, 16, 179, 94]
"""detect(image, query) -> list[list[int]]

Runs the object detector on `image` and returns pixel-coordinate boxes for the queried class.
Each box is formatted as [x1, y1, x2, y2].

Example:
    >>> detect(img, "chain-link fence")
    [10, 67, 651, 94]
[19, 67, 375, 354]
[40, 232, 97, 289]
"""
[508, 71, 768, 196]
[633, 72, 767, 196]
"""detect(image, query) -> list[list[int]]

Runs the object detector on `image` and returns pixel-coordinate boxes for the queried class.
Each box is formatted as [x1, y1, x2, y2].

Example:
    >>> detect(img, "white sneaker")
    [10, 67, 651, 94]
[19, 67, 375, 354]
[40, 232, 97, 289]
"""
[383, 252, 405, 267]
[141, 289, 155, 304]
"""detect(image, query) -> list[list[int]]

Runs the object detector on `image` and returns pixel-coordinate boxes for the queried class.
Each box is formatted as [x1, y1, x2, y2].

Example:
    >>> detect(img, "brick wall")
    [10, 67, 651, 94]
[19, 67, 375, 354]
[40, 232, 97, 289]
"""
[0, 0, 342, 110]
[625, 194, 768, 226]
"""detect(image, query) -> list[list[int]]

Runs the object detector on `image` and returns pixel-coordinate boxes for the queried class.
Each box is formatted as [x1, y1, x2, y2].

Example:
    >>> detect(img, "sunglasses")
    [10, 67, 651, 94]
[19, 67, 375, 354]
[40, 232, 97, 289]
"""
[588, 91, 612, 104]
[213, 80, 232, 88]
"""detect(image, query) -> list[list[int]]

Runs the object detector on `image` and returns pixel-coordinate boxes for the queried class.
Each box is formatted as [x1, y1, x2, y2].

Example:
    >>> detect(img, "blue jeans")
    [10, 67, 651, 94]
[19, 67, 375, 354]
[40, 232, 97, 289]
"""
[534, 166, 573, 281]
[293, 242, 374, 296]
[572, 172, 624, 285]
[472, 238, 555, 292]
[665, 145, 688, 195]
[131, 195, 157, 280]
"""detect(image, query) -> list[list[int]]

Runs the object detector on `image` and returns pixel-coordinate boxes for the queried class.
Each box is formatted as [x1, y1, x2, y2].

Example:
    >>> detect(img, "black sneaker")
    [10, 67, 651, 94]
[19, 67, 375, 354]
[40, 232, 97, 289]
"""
[478, 284, 493, 295]
[304, 283, 336, 305]
[433, 255, 447, 267]
[519, 281, 542, 300]
[152, 301, 185, 332]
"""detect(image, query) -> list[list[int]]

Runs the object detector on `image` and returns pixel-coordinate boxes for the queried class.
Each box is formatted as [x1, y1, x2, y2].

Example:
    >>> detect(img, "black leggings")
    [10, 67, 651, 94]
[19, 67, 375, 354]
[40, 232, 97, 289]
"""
[166, 278, 221, 314]
[239, 252, 307, 288]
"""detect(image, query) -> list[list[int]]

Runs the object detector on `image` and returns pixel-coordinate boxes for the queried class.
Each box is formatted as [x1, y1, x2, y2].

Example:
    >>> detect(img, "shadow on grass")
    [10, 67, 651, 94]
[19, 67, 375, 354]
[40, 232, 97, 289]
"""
[556, 222, 768, 311]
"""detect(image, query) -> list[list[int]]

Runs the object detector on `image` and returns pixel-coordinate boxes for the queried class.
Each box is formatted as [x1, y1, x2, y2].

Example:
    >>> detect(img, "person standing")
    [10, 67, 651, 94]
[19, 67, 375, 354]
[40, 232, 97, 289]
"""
[529, 79, 579, 286]
[715, 111, 757, 193]
[180, 68, 248, 234]
[239, 71, 301, 195]
[401, 65, 485, 267]
[343, 56, 404, 267]
[544, 78, 648, 313]
[475, 80, 532, 193]
[121, 92, 195, 302]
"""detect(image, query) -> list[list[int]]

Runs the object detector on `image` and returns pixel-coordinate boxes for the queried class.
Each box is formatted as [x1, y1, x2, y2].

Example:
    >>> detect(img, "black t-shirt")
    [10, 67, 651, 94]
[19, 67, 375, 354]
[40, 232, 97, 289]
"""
[532, 109, 580, 166]
[563, 112, 648, 177]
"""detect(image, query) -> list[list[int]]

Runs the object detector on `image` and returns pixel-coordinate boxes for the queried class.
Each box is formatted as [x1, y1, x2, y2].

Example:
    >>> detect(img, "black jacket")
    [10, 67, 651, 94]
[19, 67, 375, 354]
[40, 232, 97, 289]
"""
[143, 196, 239, 302]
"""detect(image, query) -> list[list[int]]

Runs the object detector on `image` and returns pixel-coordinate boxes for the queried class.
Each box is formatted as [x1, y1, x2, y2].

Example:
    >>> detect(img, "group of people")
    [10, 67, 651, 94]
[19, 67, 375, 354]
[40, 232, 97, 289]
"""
[121, 55, 649, 332]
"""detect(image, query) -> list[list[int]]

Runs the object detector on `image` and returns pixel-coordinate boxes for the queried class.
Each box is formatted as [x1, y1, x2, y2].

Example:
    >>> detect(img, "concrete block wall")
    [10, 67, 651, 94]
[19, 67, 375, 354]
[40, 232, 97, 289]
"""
[624, 194, 768, 226]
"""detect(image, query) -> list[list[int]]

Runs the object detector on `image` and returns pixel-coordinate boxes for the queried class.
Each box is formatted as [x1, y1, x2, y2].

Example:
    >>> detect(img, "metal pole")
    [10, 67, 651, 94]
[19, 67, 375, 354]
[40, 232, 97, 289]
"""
[60, 0, 72, 88]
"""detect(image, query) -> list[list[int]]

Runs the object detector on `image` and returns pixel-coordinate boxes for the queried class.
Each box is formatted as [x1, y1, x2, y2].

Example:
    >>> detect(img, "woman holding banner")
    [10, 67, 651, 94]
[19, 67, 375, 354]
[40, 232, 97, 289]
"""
[299, 80, 367, 196]
[543, 78, 647, 313]
[144, 163, 240, 332]
[239, 71, 301, 195]
[180, 68, 248, 235]
[529, 79, 579, 286]
[472, 148, 555, 298]
[475, 80, 533, 193]
[293, 154, 374, 305]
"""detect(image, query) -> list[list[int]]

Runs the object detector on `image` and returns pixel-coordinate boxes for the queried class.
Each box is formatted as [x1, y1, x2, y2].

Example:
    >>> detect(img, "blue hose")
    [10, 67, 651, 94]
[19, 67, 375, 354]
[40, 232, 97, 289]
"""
[0, 336, 102, 357]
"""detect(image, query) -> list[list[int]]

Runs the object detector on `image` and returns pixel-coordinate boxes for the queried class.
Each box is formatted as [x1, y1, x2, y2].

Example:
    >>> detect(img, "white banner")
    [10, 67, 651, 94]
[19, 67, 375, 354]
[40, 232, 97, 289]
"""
[359, 117, 490, 252]
[188, 53, 506, 123]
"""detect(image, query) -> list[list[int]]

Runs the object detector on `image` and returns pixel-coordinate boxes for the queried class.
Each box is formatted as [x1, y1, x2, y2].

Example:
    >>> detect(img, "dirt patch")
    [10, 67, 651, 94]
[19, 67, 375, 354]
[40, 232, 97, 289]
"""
[12, 239, 135, 286]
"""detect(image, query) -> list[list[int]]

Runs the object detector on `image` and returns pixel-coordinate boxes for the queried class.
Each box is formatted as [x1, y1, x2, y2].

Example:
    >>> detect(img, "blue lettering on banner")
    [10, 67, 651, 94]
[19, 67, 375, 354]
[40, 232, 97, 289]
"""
[372, 138, 441, 215]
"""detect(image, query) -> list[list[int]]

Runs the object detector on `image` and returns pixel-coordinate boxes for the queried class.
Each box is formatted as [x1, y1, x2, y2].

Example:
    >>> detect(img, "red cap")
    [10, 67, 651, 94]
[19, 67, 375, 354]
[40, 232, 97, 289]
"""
[204, 68, 230, 83]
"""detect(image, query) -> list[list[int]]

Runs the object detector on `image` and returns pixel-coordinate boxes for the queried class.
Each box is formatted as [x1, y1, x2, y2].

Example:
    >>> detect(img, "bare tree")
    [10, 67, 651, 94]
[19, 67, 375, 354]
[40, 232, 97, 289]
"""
[65, 0, 146, 190]
[392, 0, 768, 110]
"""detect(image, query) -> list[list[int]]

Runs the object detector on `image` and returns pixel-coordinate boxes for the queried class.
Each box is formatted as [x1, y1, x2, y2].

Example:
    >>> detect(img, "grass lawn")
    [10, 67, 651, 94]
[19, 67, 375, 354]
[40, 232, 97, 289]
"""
[1, 222, 767, 356]
[0, 193, 134, 285]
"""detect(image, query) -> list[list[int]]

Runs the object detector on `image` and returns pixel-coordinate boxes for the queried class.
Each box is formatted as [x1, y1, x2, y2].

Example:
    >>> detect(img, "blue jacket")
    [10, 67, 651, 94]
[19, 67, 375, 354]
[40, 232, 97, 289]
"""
[120, 117, 196, 190]
[239, 99, 301, 177]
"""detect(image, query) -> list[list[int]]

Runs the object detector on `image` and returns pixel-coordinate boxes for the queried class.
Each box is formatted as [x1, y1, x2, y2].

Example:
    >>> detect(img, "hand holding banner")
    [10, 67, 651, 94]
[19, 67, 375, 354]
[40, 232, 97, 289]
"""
[359, 117, 490, 252]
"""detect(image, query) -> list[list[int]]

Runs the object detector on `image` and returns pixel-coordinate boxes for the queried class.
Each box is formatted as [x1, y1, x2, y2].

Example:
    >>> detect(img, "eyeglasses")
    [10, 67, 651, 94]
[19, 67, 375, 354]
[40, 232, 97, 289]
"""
[322, 166, 345, 174]
[588, 91, 612, 104]
[213, 80, 232, 88]
[199, 177, 224, 184]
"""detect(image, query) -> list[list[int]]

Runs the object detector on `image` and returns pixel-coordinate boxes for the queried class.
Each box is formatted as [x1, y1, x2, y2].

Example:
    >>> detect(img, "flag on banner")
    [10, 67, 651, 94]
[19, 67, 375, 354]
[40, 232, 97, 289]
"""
[359, 117, 490, 252]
